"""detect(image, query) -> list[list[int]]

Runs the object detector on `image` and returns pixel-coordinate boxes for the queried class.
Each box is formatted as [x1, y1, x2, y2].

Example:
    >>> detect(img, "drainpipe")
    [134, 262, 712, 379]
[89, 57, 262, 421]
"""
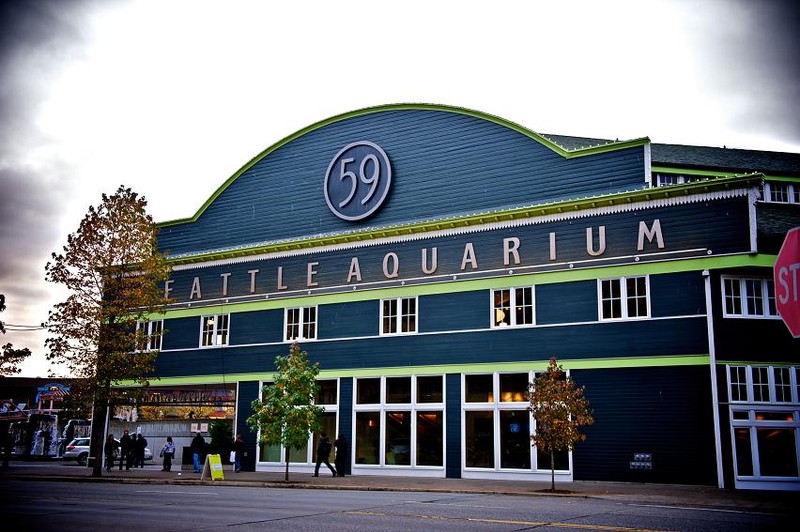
[703, 269, 725, 488]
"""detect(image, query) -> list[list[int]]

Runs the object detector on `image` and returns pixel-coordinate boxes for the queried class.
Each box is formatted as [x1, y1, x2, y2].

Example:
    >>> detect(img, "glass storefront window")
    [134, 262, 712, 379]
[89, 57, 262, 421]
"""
[465, 374, 493, 402]
[499, 373, 529, 402]
[734, 428, 753, 476]
[416, 411, 443, 466]
[417, 376, 443, 403]
[355, 411, 380, 465]
[757, 428, 799, 477]
[386, 377, 411, 404]
[385, 411, 411, 465]
[499, 410, 530, 469]
[465, 410, 494, 468]
[316, 380, 338, 404]
[357, 378, 381, 404]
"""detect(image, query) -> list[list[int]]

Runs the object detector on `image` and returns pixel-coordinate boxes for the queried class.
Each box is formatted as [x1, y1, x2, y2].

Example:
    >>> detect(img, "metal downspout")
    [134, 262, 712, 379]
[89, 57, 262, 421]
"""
[703, 269, 725, 488]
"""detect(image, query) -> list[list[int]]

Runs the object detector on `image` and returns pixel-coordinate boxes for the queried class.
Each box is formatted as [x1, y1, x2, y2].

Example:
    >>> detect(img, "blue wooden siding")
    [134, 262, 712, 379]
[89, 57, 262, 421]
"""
[445, 373, 462, 478]
[572, 366, 717, 485]
[419, 291, 487, 332]
[161, 316, 199, 350]
[231, 310, 283, 345]
[318, 301, 378, 339]
[159, 109, 647, 256]
[649, 271, 705, 318]
[337, 377, 353, 475]
[153, 317, 709, 378]
[236, 380, 260, 471]
[536, 281, 598, 325]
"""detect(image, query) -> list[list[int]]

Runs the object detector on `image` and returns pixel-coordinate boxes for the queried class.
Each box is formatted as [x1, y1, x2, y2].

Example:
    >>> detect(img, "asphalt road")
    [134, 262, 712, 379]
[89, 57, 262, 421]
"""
[0, 478, 790, 531]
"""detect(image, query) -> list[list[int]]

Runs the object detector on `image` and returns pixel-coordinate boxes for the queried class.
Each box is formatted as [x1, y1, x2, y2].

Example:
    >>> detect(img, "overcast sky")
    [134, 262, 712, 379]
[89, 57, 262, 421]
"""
[1, 0, 798, 378]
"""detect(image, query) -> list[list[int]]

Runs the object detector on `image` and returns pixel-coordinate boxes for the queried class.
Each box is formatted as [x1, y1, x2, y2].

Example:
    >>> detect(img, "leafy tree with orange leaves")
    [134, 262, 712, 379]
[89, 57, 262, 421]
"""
[528, 357, 594, 491]
[44, 186, 171, 477]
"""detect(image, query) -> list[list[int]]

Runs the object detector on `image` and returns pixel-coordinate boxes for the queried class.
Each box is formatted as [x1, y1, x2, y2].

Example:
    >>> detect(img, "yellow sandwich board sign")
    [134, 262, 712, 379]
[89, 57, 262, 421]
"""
[201, 454, 225, 481]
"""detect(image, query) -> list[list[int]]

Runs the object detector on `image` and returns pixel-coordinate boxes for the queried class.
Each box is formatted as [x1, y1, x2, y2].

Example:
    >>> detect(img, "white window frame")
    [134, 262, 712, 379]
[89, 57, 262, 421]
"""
[721, 276, 779, 319]
[728, 365, 799, 404]
[352, 375, 445, 470]
[380, 297, 417, 335]
[726, 365, 800, 485]
[462, 371, 573, 475]
[654, 173, 712, 187]
[284, 306, 317, 341]
[135, 319, 163, 352]
[598, 276, 650, 321]
[200, 314, 229, 347]
[491, 286, 535, 328]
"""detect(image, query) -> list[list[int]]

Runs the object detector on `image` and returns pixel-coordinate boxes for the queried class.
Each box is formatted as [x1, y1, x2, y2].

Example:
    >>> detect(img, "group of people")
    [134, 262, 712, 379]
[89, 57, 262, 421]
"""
[105, 430, 349, 476]
[103, 430, 148, 472]
[314, 433, 347, 478]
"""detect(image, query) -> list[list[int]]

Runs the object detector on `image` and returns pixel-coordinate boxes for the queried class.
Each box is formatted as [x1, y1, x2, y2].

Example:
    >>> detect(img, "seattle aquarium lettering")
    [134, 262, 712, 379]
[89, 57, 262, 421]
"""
[165, 220, 665, 302]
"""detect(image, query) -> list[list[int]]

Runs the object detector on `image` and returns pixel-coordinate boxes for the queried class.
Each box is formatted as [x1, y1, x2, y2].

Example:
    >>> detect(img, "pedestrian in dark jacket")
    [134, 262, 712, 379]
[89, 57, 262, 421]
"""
[135, 433, 147, 468]
[314, 432, 336, 477]
[104, 434, 117, 472]
[119, 430, 132, 471]
[232, 434, 244, 472]
[191, 432, 205, 473]
[334, 434, 347, 477]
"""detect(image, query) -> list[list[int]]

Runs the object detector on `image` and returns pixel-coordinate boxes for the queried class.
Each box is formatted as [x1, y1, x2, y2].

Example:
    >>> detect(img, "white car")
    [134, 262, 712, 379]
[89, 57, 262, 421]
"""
[64, 437, 153, 466]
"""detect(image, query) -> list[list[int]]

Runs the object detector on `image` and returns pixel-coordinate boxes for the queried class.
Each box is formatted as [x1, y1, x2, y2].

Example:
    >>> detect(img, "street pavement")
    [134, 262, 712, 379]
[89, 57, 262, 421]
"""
[2, 460, 798, 516]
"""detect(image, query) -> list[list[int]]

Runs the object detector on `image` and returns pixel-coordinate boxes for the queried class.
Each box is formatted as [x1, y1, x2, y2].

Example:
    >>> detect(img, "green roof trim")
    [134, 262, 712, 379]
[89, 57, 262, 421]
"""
[158, 103, 650, 231]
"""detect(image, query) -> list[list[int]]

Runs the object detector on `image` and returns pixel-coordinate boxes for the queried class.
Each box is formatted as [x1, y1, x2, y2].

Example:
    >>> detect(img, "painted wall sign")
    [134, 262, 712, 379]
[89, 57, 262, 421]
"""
[324, 141, 392, 221]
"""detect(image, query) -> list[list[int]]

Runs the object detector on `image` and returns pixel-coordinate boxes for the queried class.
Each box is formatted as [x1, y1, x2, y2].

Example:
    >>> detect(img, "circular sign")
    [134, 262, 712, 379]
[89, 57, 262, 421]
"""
[324, 141, 392, 221]
[774, 226, 800, 338]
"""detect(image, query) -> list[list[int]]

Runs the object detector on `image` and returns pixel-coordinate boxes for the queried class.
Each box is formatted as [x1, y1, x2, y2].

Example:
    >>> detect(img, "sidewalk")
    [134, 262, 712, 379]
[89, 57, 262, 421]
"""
[2, 462, 798, 515]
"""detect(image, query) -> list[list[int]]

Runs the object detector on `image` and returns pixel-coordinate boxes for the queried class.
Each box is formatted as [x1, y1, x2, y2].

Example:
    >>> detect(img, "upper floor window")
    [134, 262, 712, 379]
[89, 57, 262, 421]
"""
[492, 287, 534, 328]
[136, 319, 163, 351]
[599, 276, 649, 320]
[722, 277, 778, 318]
[381, 297, 417, 335]
[762, 182, 800, 204]
[201, 314, 229, 347]
[285, 306, 317, 341]
[728, 365, 798, 404]
[654, 173, 711, 187]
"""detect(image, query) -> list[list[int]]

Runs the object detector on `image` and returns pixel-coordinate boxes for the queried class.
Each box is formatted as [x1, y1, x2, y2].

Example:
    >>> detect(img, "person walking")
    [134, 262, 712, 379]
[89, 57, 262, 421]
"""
[119, 430, 132, 471]
[232, 433, 244, 473]
[191, 432, 205, 473]
[313, 432, 336, 477]
[160, 436, 176, 472]
[103, 434, 117, 473]
[334, 434, 347, 477]
[135, 433, 147, 468]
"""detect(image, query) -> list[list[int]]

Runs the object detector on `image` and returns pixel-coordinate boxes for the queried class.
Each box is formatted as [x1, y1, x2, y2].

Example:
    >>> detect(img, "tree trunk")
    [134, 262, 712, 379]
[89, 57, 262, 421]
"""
[284, 447, 290, 481]
[89, 397, 108, 477]
[550, 450, 555, 492]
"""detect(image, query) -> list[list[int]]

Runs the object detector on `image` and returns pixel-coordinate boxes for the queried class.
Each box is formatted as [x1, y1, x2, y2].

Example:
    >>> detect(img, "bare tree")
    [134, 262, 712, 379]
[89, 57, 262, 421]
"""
[528, 357, 594, 492]
[0, 294, 32, 375]
[44, 186, 171, 477]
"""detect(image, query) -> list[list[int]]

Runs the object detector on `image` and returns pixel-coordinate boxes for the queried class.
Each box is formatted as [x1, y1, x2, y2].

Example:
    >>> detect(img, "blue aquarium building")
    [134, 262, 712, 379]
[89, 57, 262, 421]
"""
[143, 104, 800, 490]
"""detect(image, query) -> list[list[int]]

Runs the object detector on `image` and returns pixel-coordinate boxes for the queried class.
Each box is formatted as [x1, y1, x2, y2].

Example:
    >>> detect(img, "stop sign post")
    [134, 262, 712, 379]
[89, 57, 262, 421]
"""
[775, 227, 800, 338]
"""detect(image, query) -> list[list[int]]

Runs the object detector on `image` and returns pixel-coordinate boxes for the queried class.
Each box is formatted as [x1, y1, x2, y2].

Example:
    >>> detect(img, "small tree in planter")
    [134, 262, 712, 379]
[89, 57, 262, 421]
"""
[247, 343, 322, 481]
[528, 357, 594, 492]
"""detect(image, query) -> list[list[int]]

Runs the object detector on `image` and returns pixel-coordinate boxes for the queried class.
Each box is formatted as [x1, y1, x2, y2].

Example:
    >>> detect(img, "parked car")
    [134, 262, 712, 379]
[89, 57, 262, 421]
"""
[63, 437, 153, 466]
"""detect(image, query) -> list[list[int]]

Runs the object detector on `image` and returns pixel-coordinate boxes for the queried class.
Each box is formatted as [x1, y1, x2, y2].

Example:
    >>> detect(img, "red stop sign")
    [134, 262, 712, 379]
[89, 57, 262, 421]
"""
[775, 227, 800, 338]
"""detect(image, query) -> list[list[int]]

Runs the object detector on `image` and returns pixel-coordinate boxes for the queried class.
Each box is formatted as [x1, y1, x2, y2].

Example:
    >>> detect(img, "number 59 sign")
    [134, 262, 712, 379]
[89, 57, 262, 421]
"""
[325, 141, 392, 221]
